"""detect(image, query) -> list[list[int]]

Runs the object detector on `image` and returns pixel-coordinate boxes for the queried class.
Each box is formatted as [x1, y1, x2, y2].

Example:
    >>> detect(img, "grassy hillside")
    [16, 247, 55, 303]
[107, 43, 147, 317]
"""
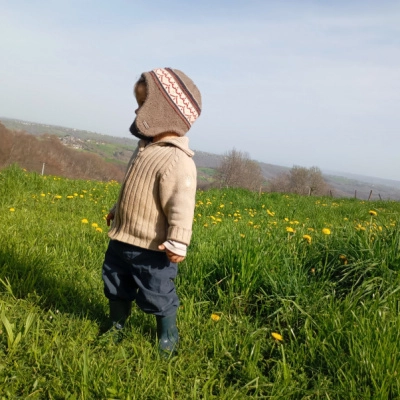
[1, 165, 399, 398]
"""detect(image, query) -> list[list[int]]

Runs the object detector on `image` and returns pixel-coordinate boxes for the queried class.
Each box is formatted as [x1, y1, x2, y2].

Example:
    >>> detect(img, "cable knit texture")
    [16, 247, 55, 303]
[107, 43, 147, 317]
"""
[108, 136, 197, 251]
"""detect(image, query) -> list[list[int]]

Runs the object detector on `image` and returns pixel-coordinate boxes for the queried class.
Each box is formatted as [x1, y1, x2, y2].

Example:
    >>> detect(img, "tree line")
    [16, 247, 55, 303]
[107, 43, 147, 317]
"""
[1, 122, 331, 195]
[213, 148, 331, 195]
[0, 123, 125, 182]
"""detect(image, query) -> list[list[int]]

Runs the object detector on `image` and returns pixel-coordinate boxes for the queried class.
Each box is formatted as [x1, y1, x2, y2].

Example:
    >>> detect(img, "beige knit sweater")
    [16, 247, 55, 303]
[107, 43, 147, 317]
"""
[108, 136, 197, 251]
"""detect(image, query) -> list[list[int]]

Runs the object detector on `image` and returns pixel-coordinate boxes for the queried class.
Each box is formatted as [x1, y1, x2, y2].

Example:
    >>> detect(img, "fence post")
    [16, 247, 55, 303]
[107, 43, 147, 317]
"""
[368, 190, 373, 201]
[41, 163, 45, 176]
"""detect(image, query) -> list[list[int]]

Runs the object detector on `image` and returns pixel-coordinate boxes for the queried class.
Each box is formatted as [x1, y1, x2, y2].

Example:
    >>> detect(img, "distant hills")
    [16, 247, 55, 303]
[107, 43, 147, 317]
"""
[1, 117, 400, 200]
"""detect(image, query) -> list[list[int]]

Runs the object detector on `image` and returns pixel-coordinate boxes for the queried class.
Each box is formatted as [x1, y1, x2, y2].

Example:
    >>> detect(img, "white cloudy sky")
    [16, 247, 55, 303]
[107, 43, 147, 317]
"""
[1, 0, 399, 180]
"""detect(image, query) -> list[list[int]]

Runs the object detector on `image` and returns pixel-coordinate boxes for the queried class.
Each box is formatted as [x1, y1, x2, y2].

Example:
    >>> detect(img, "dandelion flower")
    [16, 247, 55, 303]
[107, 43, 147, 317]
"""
[91, 223, 98, 228]
[96, 227, 103, 233]
[211, 313, 221, 322]
[339, 255, 348, 265]
[67, 195, 74, 199]
[9, 208, 15, 212]
[54, 195, 62, 199]
[267, 209, 275, 216]
[81, 218, 89, 224]
[40, 193, 46, 197]
[240, 233, 245, 238]
[303, 234, 312, 244]
[369, 210, 378, 216]
[286, 227, 295, 233]
[271, 332, 283, 341]
[322, 228, 331, 235]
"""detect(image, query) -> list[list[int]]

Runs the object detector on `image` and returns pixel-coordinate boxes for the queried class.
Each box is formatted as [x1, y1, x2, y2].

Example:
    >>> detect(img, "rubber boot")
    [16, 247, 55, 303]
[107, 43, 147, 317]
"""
[108, 299, 132, 343]
[109, 299, 132, 329]
[156, 313, 179, 358]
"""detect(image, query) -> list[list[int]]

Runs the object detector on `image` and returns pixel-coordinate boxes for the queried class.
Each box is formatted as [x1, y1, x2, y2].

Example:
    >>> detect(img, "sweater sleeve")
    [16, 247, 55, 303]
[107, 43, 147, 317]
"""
[159, 152, 197, 246]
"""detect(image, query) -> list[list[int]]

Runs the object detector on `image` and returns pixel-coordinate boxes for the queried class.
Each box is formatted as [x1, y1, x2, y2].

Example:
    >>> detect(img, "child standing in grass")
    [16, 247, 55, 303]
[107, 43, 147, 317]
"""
[102, 68, 201, 357]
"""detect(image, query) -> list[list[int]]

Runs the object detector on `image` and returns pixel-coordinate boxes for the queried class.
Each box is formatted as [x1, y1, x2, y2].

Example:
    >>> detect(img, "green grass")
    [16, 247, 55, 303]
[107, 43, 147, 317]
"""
[1, 165, 400, 399]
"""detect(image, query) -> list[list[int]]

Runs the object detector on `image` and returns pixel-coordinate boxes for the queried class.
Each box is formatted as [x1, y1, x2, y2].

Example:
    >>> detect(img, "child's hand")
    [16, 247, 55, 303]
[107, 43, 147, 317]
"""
[158, 244, 186, 263]
[106, 212, 114, 227]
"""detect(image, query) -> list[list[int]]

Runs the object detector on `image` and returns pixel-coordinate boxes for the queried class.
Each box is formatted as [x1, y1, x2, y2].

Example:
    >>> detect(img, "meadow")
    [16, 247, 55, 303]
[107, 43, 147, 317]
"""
[1, 165, 399, 399]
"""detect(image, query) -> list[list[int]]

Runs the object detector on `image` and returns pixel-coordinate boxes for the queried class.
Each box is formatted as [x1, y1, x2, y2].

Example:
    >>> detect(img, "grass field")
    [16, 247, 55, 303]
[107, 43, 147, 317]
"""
[1, 165, 399, 399]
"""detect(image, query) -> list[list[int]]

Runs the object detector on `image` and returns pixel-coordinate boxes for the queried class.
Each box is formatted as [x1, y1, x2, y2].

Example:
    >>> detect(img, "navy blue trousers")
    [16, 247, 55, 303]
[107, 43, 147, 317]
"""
[102, 240, 179, 317]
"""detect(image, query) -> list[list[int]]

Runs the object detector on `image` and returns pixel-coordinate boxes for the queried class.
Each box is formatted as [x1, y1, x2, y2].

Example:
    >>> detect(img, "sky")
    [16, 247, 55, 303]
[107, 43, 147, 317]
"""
[1, 0, 399, 181]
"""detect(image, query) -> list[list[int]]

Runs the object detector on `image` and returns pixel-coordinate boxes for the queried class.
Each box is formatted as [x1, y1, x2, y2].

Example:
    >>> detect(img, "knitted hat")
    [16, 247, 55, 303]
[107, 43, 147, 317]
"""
[130, 68, 202, 139]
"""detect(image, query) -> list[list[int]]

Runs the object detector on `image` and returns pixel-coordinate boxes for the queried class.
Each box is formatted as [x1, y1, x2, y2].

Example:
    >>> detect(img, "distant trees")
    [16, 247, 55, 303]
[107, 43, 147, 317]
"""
[269, 165, 330, 195]
[215, 148, 265, 191]
[0, 123, 125, 181]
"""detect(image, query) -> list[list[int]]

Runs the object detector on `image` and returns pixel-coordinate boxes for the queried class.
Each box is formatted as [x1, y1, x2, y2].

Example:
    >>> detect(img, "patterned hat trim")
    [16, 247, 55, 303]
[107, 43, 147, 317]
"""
[150, 68, 200, 127]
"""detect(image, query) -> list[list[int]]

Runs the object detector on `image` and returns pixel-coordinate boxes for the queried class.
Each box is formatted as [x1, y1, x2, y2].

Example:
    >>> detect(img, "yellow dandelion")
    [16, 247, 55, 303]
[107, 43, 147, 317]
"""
[339, 255, 348, 265]
[240, 233, 245, 238]
[40, 193, 46, 197]
[96, 227, 103, 233]
[303, 234, 312, 244]
[203, 223, 208, 228]
[271, 332, 283, 341]
[211, 313, 221, 322]
[54, 195, 62, 199]
[9, 208, 15, 212]
[66, 195, 74, 199]
[322, 228, 331, 235]
[369, 210, 378, 217]
[286, 227, 295, 233]
[267, 209, 275, 217]
[219, 204, 224, 208]
[81, 218, 89, 224]
[91, 223, 98, 228]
